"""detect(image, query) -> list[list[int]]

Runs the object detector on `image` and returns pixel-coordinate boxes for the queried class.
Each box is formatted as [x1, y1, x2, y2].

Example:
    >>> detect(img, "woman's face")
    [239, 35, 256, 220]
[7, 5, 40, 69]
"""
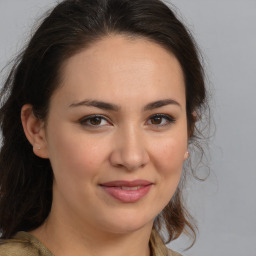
[42, 35, 188, 234]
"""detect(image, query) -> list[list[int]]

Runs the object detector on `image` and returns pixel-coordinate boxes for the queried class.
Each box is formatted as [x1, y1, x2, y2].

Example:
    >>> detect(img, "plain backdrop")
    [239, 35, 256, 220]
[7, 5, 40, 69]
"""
[0, 1, 255, 256]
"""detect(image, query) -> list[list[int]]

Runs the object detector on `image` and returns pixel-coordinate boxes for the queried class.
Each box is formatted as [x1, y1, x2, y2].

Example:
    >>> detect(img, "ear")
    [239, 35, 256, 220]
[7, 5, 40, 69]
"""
[21, 104, 49, 159]
[184, 151, 190, 160]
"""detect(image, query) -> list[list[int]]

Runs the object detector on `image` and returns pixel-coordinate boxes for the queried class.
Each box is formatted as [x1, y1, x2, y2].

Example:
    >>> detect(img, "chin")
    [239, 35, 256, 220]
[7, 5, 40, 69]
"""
[98, 210, 154, 234]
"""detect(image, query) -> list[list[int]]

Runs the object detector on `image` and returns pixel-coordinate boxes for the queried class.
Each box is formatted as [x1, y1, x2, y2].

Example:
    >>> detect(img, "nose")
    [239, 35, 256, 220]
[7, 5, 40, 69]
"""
[109, 126, 150, 171]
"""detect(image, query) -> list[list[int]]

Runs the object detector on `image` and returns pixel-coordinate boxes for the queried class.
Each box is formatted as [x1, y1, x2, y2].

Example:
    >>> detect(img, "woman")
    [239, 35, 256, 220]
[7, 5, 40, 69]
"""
[0, 0, 208, 255]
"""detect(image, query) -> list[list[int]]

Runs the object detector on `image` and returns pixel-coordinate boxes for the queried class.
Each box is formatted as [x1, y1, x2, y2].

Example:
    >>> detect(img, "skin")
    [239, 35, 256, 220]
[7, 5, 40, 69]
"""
[21, 35, 189, 256]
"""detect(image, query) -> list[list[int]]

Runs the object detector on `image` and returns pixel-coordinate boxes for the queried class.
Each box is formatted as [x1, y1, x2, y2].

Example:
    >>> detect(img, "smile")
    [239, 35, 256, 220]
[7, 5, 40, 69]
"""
[120, 186, 142, 191]
[100, 180, 153, 203]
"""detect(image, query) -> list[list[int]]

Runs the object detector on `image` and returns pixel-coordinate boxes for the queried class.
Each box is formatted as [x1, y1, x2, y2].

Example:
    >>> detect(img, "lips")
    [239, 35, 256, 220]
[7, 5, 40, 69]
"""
[100, 180, 153, 203]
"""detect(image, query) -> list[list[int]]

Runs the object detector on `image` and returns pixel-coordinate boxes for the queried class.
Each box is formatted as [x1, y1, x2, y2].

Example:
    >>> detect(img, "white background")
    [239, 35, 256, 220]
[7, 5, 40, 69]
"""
[0, 1, 256, 256]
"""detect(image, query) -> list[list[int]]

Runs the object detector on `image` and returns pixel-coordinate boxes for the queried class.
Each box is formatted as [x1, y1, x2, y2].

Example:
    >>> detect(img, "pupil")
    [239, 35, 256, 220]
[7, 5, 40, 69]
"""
[151, 117, 162, 124]
[90, 117, 101, 125]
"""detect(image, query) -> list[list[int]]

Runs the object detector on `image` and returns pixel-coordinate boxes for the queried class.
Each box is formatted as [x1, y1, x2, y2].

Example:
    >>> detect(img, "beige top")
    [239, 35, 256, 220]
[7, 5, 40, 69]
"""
[0, 229, 181, 256]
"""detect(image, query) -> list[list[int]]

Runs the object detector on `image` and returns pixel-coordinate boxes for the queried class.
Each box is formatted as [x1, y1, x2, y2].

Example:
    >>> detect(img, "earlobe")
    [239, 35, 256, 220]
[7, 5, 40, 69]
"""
[184, 151, 190, 160]
[21, 104, 49, 159]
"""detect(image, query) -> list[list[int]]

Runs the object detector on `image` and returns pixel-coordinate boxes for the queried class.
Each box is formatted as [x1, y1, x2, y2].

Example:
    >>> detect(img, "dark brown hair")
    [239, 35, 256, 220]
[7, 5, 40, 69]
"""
[0, 0, 207, 245]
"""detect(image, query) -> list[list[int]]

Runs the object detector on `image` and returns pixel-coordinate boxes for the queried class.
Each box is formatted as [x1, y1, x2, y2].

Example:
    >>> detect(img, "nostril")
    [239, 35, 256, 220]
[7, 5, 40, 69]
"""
[109, 130, 150, 171]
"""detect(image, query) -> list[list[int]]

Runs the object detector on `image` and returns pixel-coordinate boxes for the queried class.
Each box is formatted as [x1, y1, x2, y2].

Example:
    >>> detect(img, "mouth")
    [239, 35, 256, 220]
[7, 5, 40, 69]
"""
[100, 180, 153, 203]
[119, 186, 144, 191]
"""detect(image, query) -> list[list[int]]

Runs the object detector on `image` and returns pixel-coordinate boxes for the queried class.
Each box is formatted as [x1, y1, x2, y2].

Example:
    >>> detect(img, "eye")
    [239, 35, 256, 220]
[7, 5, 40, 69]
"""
[79, 115, 111, 127]
[146, 114, 175, 127]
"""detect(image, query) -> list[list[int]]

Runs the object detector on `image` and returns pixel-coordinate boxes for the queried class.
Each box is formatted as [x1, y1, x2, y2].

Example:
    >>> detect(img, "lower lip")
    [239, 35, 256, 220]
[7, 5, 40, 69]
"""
[101, 185, 152, 203]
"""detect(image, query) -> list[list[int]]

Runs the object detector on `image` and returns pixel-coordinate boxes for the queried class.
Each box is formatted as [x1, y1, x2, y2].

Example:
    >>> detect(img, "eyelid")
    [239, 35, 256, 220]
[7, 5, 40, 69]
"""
[79, 114, 112, 127]
[146, 113, 176, 126]
[78, 113, 176, 128]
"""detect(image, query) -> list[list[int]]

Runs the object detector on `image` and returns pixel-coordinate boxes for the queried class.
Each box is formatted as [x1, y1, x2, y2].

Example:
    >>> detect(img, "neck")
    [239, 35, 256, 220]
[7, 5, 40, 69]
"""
[30, 208, 153, 256]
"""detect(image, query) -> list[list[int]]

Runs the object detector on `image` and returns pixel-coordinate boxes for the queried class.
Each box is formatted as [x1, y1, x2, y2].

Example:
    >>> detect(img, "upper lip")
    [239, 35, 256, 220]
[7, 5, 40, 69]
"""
[100, 180, 153, 187]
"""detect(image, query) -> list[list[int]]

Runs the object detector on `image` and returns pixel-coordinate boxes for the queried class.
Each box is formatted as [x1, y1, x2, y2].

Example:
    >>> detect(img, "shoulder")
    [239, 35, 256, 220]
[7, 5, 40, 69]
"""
[0, 237, 38, 256]
[0, 232, 53, 256]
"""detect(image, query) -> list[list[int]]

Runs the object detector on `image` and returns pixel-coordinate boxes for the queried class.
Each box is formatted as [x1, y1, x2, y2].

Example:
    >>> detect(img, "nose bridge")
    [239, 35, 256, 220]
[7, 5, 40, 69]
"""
[123, 124, 142, 154]
[110, 123, 149, 171]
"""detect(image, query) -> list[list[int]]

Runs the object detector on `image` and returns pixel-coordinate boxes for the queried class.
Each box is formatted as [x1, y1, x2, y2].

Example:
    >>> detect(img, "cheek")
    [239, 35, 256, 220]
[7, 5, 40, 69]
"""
[151, 136, 187, 175]
[46, 127, 109, 181]
[147, 136, 186, 215]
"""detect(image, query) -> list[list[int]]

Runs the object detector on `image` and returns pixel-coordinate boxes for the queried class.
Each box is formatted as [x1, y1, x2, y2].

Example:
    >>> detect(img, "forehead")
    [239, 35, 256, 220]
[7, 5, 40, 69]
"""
[52, 35, 186, 108]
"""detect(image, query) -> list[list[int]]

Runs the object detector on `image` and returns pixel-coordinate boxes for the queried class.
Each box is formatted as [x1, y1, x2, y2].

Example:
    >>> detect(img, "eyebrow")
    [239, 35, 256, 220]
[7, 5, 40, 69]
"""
[69, 98, 181, 111]
[69, 100, 120, 111]
[143, 99, 181, 111]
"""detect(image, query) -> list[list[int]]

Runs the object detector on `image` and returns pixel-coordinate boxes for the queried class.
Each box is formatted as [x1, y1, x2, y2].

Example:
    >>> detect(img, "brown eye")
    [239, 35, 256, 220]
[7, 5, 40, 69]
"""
[147, 114, 176, 127]
[89, 117, 102, 125]
[150, 116, 162, 125]
[79, 115, 110, 127]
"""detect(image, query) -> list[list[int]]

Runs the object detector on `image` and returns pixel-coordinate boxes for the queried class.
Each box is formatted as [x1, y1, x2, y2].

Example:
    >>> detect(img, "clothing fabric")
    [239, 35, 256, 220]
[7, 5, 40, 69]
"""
[0, 230, 181, 256]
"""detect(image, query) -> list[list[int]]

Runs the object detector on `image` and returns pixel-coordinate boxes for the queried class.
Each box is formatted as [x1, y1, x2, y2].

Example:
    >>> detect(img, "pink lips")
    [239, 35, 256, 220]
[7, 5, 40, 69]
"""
[100, 180, 153, 203]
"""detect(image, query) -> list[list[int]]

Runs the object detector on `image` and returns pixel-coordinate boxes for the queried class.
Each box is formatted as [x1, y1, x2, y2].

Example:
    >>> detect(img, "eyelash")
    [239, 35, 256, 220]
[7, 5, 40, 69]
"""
[79, 115, 110, 127]
[79, 114, 176, 128]
[146, 114, 176, 127]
